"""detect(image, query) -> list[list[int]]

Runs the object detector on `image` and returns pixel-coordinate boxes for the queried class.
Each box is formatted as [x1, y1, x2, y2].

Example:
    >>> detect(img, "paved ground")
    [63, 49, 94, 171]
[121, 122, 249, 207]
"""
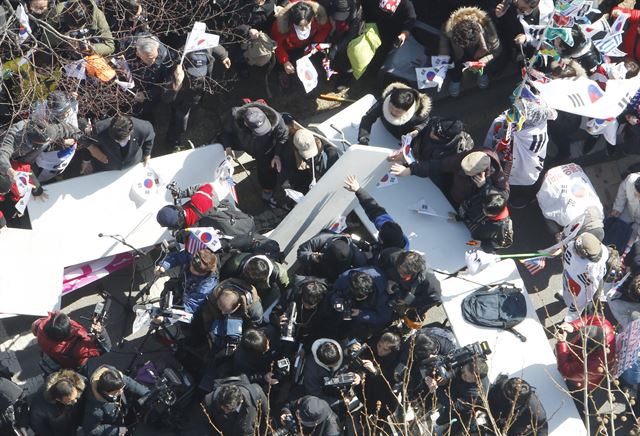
[3, 65, 640, 434]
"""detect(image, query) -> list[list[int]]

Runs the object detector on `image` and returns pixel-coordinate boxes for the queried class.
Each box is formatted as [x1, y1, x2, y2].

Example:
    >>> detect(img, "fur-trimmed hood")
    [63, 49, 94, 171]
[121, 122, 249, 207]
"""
[275, 0, 329, 34]
[232, 102, 283, 134]
[89, 365, 121, 403]
[381, 82, 432, 124]
[44, 370, 86, 404]
[444, 6, 490, 35]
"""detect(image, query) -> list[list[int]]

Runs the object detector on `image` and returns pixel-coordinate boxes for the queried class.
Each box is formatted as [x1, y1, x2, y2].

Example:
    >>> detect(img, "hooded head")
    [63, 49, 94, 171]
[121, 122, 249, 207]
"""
[297, 396, 331, 427]
[324, 239, 352, 271]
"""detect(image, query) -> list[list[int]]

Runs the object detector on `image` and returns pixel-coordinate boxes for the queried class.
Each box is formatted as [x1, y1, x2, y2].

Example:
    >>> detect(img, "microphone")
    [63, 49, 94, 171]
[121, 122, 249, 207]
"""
[98, 233, 104, 237]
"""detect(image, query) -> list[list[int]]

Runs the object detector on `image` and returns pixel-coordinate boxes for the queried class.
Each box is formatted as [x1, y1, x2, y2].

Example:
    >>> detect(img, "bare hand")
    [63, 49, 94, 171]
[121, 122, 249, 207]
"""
[134, 91, 146, 103]
[6, 167, 17, 180]
[351, 308, 360, 317]
[408, 130, 418, 138]
[424, 375, 438, 393]
[91, 321, 103, 333]
[495, 2, 507, 18]
[447, 212, 458, 222]
[88, 145, 109, 164]
[154, 266, 165, 276]
[350, 342, 362, 352]
[514, 34, 526, 45]
[343, 175, 360, 192]
[558, 322, 574, 333]
[362, 359, 377, 374]
[390, 163, 411, 177]
[265, 372, 279, 385]
[249, 28, 259, 39]
[63, 138, 76, 147]
[472, 172, 486, 187]
[386, 149, 403, 162]
[610, 210, 621, 218]
[626, 114, 639, 126]
[284, 61, 295, 75]
[80, 161, 94, 175]
[34, 190, 49, 201]
[271, 155, 282, 173]
[396, 33, 407, 47]
[173, 64, 185, 87]
[278, 314, 288, 326]
[142, 155, 150, 167]
[556, 329, 567, 342]
[351, 373, 362, 385]
[222, 58, 232, 69]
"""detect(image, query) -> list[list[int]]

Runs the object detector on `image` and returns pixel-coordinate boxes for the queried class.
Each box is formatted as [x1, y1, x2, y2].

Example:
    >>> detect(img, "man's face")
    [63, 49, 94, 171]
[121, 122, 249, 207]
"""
[377, 341, 394, 357]
[136, 48, 159, 66]
[29, 0, 49, 16]
[397, 265, 413, 282]
[515, 0, 534, 15]
[460, 365, 475, 383]
[57, 387, 79, 405]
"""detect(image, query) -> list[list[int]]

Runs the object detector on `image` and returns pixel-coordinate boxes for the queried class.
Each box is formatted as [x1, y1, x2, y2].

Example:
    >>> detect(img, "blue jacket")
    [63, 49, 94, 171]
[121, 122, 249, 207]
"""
[161, 250, 219, 314]
[331, 267, 393, 329]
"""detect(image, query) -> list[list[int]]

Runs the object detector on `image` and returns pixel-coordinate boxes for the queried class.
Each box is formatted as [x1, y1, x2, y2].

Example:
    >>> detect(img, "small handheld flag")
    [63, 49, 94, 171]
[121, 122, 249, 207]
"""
[519, 256, 547, 275]
[185, 227, 222, 254]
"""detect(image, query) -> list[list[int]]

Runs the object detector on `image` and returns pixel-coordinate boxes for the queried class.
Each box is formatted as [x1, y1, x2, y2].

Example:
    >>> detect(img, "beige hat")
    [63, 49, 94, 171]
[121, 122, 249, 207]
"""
[293, 129, 319, 160]
[575, 232, 602, 260]
[461, 151, 490, 176]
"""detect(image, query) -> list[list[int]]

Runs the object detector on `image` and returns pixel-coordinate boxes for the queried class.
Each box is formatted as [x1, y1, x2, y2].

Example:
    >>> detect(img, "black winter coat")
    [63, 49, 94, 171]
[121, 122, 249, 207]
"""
[220, 103, 288, 159]
[282, 396, 343, 436]
[91, 117, 155, 171]
[83, 366, 149, 436]
[297, 232, 368, 281]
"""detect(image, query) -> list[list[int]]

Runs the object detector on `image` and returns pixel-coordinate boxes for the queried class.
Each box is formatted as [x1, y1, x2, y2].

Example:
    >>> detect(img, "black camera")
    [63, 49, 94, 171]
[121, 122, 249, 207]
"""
[420, 341, 492, 385]
[271, 414, 297, 436]
[324, 373, 357, 389]
[333, 298, 353, 321]
[273, 358, 291, 381]
[281, 302, 297, 342]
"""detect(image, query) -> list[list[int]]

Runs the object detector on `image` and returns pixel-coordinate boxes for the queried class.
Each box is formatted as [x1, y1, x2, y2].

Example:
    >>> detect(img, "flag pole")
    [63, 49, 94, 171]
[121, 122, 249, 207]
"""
[497, 252, 552, 259]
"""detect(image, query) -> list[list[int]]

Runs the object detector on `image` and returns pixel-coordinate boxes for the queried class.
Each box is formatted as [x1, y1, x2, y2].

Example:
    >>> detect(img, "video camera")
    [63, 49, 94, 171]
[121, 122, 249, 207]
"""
[281, 302, 297, 342]
[333, 298, 353, 321]
[137, 366, 195, 429]
[166, 181, 182, 201]
[273, 358, 291, 381]
[89, 294, 111, 335]
[420, 341, 492, 385]
[324, 373, 357, 389]
[211, 316, 243, 356]
[271, 414, 298, 436]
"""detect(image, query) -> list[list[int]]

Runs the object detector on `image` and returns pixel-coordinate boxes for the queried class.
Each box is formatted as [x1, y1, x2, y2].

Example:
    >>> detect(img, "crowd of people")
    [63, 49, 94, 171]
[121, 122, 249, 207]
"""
[2, 0, 640, 434]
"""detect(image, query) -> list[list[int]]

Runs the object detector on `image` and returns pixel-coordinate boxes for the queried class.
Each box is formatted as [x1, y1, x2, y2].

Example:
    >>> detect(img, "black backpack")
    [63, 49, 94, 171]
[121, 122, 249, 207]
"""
[461, 283, 527, 342]
[192, 199, 256, 238]
[209, 374, 262, 409]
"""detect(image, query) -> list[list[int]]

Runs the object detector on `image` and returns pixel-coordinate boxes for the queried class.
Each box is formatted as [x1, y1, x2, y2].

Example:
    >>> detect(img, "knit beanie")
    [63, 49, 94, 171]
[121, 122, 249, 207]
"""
[156, 205, 180, 228]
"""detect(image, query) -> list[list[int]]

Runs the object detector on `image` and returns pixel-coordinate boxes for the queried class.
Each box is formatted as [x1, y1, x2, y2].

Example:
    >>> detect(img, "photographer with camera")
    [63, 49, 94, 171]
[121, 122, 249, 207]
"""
[376, 249, 442, 320]
[487, 375, 548, 436]
[434, 355, 490, 434]
[328, 268, 393, 340]
[156, 182, 218, 230]
[297, 231, 368, 281]
[231, 328, 285, 388]
[0, 364, 28, 436]
[44, 0, 115, 56]
[197, 278, 263, 390]
[29, 369, 86, 436]
[394, 326, 457, 400]
[303, 339, 363, 407]
[203, 374, 268, 436]
[83, 365, 149, 436]
[155, 247, 219, 315]
[277, 395, 343, 436]
[221, 253, 289, 309]
[269, 275, 330, 350]
[32, 311, 111, 376]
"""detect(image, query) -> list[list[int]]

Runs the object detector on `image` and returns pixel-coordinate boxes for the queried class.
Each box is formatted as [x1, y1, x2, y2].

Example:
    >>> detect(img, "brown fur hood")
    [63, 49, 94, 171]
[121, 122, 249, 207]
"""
[89, 365, 121, 403]
[275, 0, 329, 34]
[444, 6, 490, 36]
[382, 82, 432, 119]
[44, 370, 86, 404]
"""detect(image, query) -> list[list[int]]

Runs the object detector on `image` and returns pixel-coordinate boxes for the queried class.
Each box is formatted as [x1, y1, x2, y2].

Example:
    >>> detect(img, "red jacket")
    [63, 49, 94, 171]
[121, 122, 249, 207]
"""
[32, 312, 102, 369]
[270, 0, 332, 65]
[555, 314, 616, 389]
[183, 183, 216, 227]
[613, 7, 640, 62]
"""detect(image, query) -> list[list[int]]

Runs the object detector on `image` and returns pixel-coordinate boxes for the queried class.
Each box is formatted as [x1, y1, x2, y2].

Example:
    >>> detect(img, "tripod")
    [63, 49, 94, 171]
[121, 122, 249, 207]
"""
[125, 313, 180, 374]
[97, 233, 173, 346]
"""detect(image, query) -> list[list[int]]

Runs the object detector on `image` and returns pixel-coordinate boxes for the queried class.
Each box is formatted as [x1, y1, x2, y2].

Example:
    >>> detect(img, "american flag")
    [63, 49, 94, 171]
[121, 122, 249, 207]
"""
[519, 256, 547, 275]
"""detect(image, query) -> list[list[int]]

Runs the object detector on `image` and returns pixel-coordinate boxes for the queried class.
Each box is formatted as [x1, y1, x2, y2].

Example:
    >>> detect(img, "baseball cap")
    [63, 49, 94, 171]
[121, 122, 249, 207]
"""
[185, 50, 209, 77]
[293, 129, 319, 160]
[243, 107, 272, 137]
[461, 151, 490, 176]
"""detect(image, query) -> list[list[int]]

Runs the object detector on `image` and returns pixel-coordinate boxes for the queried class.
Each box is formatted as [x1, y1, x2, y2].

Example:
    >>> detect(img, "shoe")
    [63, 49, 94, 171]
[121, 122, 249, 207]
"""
[448, 81, 461, 98]
[477, 74, 490, 89]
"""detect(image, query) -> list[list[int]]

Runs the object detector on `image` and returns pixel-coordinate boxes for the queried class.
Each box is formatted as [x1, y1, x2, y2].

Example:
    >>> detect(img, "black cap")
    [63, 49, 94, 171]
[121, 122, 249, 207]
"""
[185, 50, 209, 77]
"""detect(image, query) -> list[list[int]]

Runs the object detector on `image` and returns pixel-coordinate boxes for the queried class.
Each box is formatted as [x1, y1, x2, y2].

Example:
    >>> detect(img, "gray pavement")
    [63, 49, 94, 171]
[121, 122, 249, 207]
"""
[3, 75, 640, 434]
